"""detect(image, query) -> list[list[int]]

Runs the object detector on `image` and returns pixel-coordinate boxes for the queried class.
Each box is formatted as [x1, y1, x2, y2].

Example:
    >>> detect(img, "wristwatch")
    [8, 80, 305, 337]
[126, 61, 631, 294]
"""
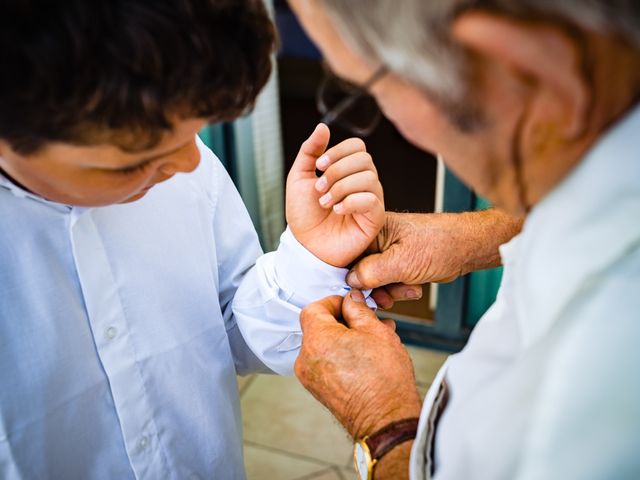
[353, 418, 419, 480]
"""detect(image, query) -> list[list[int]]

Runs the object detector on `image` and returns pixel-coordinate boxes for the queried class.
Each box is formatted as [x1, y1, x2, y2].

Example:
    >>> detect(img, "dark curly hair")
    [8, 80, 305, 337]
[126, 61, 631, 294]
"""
[0, 0, 277, 154]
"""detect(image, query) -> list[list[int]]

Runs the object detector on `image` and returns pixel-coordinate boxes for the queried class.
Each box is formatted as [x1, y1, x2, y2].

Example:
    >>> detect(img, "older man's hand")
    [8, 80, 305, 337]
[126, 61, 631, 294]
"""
[350, 210, 523, 308]
[295, 290, 422, 440]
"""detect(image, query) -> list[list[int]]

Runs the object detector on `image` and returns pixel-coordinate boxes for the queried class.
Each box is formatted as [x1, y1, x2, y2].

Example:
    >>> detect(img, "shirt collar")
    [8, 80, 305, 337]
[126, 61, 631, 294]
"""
[515, 102, 640, 343]
[0, 167, 78, 214]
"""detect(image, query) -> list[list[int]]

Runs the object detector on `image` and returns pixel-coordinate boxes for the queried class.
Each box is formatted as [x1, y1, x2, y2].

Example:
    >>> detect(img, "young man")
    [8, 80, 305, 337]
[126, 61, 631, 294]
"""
[0, 1, 384, 478]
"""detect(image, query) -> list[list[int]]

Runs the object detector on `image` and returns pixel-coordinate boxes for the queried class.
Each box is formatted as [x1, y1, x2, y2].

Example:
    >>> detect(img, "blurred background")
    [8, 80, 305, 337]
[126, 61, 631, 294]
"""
[199, 2, 504, 478]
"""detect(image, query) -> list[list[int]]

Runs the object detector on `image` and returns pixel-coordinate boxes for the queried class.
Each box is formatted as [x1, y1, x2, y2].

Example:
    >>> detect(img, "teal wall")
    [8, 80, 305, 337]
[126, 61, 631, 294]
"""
[199, 124, 230, 170]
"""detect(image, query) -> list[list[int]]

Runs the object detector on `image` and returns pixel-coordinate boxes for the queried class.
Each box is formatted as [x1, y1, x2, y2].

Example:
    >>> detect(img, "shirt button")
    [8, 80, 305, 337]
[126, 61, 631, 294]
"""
[138, 436, 149, 450]
[105, 326, 118, 340]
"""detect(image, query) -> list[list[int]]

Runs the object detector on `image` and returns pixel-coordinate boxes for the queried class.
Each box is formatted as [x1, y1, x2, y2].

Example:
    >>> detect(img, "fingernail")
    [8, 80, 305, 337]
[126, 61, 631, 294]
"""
[319, 192, 332, 206]
[380, 300, 393, 310]
[316, 154, 330, 170]
[333, 203, 344, 214]
[406, 289, 421, 299]
[346, 270, 363, 289]
[315, 176, 328, 192]
[350, 290, 365, 303]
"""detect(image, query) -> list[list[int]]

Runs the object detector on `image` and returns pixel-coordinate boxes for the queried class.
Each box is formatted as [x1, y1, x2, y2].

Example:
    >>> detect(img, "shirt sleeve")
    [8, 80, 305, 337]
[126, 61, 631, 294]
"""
[232, 227, 375, 376]
[515, 251, 640, 480]
[206, 141, 374, 376]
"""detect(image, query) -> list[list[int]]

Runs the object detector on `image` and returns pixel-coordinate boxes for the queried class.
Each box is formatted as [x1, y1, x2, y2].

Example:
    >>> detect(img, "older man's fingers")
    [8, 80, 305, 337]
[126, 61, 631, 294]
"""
[341, 290, 380, 330]
[385, 283, 423, 301]
[299, 295, 344, 333]
[371, 287, 394, 309]
[370, 284, 423, 309]
[380, 318, 397, 332]
[346, 244, 410, 289]
[290, 123, 331, 176]
[346, 253, 395, 289]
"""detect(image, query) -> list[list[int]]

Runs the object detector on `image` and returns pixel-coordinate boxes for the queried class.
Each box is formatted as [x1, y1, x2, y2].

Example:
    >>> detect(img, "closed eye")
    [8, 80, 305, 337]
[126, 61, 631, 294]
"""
[105, 138, 193, 175]
[112, 160, 153, 175]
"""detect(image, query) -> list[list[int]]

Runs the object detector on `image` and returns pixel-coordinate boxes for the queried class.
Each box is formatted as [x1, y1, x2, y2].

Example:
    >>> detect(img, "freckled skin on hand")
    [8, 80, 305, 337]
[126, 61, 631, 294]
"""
[296, 295, 422, 441]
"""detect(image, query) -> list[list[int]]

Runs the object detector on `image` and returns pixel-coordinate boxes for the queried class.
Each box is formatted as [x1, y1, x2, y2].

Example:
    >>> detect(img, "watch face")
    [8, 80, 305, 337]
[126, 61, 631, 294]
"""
[354, 442, 371, 480]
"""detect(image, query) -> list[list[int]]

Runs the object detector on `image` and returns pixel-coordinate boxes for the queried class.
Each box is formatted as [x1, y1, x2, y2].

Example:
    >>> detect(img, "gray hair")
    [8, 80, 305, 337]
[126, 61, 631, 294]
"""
[319, 0, 640, 127]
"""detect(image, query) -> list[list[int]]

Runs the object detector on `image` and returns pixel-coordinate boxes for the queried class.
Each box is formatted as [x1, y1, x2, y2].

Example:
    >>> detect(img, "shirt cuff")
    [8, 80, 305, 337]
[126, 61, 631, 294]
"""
[274, 227, 375, 309]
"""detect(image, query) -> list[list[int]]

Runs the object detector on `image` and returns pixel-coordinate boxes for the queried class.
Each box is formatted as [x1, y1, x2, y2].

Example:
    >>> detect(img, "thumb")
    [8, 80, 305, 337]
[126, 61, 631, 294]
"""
[290, 123, 331, 176]
[299, 295, 344, 334]
[341, 290, 379, 330]
[347, 245, 405, 289]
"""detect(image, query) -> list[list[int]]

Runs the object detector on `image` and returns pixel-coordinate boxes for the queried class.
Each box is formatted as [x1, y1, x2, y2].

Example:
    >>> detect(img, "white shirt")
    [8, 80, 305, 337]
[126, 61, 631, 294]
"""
[411, 104, 640, 480]
[0, 138, 366, 479]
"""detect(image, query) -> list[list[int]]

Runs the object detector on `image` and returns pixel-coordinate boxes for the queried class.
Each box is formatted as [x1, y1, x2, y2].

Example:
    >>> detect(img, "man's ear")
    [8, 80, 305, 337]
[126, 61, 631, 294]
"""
[451, 10, 591, 139]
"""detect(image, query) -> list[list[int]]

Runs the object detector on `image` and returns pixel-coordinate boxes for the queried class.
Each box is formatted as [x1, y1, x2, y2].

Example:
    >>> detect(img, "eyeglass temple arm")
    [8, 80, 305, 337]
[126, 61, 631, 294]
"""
[320, 66, 388, 127]
[321, 94, 363, 126]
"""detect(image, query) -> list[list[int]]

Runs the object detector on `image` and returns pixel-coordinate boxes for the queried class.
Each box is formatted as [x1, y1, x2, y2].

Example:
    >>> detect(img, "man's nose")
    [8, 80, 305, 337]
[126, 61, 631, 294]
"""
[158, 141, 201, 176]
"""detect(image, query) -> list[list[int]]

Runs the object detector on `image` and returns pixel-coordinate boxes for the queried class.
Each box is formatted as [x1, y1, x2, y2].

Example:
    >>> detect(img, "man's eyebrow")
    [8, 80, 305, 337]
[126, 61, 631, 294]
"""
[116, 140, 192, 170]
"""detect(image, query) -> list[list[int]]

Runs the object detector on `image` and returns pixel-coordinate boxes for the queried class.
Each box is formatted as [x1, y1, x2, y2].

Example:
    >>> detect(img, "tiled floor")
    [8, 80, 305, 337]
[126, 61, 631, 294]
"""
[239, 346, 448, 480]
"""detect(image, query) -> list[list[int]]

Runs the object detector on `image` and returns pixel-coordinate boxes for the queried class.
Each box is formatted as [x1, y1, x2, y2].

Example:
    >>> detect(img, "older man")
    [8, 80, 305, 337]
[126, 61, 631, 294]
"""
[289, 1, 640, 479]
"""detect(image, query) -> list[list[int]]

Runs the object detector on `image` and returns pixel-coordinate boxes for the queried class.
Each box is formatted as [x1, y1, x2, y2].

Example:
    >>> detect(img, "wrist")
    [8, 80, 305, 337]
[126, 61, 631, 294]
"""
[351, 397, 422, 440]
[374, 440, 413, 480]
[275, 227, 347, 296]
[354, 417, 417, 480]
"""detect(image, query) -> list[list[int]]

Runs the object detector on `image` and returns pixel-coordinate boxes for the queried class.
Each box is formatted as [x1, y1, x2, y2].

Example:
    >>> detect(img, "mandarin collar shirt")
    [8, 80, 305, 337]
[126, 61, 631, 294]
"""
[411, 104, 640, 479]
[0, 138, 366, 479]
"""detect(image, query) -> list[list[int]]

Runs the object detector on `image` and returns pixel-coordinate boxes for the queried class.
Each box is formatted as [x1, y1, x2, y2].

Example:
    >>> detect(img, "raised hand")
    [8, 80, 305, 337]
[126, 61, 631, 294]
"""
[286, 124, 385, 268]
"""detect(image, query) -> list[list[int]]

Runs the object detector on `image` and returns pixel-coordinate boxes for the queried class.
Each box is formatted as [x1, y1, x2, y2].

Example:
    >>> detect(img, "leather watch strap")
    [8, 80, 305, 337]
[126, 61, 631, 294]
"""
[366, 417, 420, 461]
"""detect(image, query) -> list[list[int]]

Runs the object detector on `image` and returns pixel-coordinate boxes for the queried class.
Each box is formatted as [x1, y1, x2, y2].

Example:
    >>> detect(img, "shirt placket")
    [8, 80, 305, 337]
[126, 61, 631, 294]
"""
[69, 209, 170, 480]
[424, 380, 449, 479]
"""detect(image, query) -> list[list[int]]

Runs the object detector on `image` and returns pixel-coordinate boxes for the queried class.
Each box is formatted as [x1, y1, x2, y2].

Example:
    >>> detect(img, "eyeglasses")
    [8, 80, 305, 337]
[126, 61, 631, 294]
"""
[316, 65, 387, 137]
